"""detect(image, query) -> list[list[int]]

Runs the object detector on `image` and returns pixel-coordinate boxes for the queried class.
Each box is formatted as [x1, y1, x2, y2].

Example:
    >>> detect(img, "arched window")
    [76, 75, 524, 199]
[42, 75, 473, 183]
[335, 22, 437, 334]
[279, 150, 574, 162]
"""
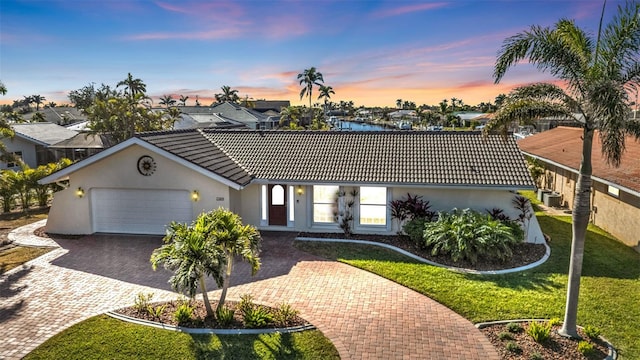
[271, 185, 285, 205]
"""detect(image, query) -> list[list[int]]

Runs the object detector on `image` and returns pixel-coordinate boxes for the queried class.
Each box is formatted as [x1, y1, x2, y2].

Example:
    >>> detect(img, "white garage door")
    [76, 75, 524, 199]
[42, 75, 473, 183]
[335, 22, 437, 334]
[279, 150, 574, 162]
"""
[92, 189, 193, 235]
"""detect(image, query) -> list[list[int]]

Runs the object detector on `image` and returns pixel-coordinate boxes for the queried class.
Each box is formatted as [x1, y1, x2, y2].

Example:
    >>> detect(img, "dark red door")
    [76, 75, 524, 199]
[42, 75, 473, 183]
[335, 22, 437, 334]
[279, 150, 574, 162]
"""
[268, 184, 287, 226]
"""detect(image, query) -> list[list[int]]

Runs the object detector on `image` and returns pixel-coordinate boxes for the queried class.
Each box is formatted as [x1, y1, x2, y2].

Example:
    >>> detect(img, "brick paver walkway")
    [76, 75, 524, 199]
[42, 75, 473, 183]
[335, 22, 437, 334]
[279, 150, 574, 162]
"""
[0, 222, 499, 359]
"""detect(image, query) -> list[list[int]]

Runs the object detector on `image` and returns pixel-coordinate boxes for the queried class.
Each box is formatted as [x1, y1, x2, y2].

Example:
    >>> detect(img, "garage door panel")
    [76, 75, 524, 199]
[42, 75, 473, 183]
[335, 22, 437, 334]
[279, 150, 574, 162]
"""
[92, 189, 193, 235]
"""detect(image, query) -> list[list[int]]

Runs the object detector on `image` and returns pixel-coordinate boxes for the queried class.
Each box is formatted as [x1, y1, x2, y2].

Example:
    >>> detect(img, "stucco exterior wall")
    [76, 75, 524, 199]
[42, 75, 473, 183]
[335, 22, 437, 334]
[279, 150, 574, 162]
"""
[237, 184, 262, 228]
[1, 137, 36, 169]
[46, 144, 231, 234]
[592, 189, 640, 248]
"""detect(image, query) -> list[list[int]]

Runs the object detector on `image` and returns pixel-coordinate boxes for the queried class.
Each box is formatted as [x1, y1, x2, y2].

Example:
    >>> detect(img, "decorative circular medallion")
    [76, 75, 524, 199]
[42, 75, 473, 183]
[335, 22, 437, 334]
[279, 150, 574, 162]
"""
[137, 155, 157, 176]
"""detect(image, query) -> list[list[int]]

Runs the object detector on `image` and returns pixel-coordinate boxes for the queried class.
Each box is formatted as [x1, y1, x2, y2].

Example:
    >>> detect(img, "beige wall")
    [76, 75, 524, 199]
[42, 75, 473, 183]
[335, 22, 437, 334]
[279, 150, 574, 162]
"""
[46, 144, 231, 234]
[2, 137, 36, 169]
[592, 190, 640, 248]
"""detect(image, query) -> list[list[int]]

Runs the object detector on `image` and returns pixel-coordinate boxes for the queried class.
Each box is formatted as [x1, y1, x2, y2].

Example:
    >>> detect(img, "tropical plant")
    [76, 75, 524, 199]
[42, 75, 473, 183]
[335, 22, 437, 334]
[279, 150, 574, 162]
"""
[31, 95, 46, 111]
[215, 85, 239, 103]
[0, 81, 6, 95]
[527, 321, 551, 343]
[150, 215, 226, 317]
[0, 170, 16, 212]
[298, 67, 324, 125]
[215, 305, 234, 326]
[318, 85, 335, 115]
[173, 301, 194, 324]
[158, 95, 176, 108]
[179, 95, 189, 106]
[490, 1, 640, 337]
[389, 193, 435, 231]
[273, 302, 300, 327]
[578, 341, 595, 356]
[423, 208, 520, 265]
[117, 72, 146, 99]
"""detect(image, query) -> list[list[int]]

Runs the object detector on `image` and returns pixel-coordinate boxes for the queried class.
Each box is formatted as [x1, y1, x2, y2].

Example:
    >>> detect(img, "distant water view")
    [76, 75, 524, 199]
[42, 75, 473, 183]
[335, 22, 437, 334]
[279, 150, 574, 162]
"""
[333, 120, 390, 131]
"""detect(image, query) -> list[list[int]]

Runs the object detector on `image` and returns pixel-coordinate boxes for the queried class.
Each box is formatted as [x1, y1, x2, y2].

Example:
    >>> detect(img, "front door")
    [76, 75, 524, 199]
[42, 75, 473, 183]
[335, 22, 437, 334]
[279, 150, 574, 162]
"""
[268, 184, 287, 226]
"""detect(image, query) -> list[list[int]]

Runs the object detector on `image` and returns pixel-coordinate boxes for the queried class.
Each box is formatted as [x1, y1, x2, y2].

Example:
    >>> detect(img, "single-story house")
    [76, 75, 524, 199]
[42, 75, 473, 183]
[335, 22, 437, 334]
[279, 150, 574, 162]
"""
[175, 102, 279, 130]
[24, 107, 88, 126]
[48, 133, 116, 162]
[518, 126, 640, 251]
[39, 129, 545, 243]
[1, 123, 78, 170]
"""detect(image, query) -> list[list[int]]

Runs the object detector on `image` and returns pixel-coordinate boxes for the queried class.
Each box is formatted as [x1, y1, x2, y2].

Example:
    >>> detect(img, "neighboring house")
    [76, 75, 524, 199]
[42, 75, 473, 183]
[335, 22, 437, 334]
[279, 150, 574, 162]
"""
[24, 107, 88, 126]
[1, 123, 78, 169]
[175, 102, 279, 130]
[40, 129, 545, 243]
[518, 126, 640, 251]
[48, 133, 116, 162]
[455, 112, 487, 127]
[252, 100, 290, 113]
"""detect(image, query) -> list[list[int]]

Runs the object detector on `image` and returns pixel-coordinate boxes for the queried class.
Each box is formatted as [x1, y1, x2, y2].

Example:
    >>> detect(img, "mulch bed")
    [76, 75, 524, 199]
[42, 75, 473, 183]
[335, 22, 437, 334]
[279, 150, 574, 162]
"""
[480, 321, 610, 359]
[115, 299, 309, 329]
[298, 232, 547, 271]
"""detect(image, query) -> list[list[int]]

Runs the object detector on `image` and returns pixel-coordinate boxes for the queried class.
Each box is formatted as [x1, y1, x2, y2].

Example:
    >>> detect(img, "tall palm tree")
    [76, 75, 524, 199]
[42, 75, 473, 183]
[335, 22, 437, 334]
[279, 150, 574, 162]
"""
[159, 94, 176, 108]
[0, 81, 7, 96]
[318, 85, 335, 117]
[298, 67, 324, 124]
[396, 99, 402, 109]
[117, 73, 147, 99]
[215, 85, 239, 103]
[31, 95, 45, 111]
[151, 216, 226, 317]
[179, 95, 189, 106]
[490, 1, 640, 338]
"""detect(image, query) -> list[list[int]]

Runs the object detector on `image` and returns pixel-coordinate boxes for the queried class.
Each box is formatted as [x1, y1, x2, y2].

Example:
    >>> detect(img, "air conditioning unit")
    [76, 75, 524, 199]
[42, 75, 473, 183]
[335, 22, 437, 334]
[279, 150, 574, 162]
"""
[537, 189, 552, 202]
[543, 192, 562, 207]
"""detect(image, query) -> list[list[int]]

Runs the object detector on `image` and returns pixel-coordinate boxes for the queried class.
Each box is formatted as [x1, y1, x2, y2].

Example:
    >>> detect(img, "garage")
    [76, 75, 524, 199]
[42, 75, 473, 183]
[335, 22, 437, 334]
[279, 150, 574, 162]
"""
[91, 188, 193, 235]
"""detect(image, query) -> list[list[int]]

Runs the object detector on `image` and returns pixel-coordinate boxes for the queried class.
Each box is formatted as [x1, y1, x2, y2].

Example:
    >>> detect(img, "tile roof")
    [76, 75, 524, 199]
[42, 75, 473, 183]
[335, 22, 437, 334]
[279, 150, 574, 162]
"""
[138, 129, 534, 189]
[518, 126, 640, 193]
[11, 123, 78, 146]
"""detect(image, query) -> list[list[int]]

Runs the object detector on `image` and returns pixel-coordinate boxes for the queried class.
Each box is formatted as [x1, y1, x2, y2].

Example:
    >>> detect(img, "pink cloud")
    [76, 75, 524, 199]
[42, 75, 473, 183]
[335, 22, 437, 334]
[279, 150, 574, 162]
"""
[126, 28, 244, 41]
[370, 2, 449, 19]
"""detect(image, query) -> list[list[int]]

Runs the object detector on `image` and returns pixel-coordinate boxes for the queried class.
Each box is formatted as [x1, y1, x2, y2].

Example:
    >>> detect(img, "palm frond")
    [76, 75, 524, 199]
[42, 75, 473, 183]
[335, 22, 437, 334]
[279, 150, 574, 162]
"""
[598, 1, 640, 80]
[589, 80, 632, 166]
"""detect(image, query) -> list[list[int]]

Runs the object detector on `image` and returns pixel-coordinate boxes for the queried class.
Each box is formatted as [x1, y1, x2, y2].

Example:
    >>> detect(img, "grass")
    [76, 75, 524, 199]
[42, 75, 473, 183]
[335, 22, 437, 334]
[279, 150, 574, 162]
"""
[0, 246, 52, 274]
[296, 191, 640, 359]
[25, 315, 340, 360]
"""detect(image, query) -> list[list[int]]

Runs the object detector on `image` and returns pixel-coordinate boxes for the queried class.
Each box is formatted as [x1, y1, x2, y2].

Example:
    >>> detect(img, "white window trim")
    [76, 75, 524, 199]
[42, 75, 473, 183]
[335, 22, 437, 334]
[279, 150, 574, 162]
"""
[354, 187, 391, 232]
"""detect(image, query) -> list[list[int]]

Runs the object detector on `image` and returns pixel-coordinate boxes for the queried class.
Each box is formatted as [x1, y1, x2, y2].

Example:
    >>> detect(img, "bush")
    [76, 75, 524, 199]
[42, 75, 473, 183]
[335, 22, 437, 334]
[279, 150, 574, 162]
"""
[505, 341, 522, 354]
[173, 302, 194, 324]
[133, 292, 154, 314]
[423, 208, 520, 265]
[147, 304, 166, 320]
[498, 331, 513, 340]
[273, 302, 300, 327]
[216, 306, 234, 327]
[242, 306, 273, 328]
[548, 317, 561, 327]
[583, 325, 601, 339]
[238, 294, 256, 313]
[527, 321, 551, 343]
[529, 351, 544, 360]
[390, 193, 435, 227]
[578, 341, 595, 356]
[506, 322, 523, 333]
[403, 217, 429, 247]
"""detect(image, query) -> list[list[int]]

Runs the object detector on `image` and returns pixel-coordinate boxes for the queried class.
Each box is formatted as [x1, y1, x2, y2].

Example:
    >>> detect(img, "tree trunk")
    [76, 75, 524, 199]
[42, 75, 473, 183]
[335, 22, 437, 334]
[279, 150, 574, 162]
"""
[199, 275, 214, 317]
[559, 127, 594, 338]
[216, 254, 233, 313]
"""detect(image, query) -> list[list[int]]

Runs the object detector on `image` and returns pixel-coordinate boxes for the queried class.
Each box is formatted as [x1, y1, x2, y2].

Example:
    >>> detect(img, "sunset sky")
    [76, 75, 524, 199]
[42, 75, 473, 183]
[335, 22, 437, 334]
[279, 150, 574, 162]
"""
[0, 0, 620, 108]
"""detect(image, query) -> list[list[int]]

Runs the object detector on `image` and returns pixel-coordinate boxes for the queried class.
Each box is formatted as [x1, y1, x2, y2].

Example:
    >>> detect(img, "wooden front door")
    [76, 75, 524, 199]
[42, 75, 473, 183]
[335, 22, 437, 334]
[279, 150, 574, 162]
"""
[268, 184, 287, 226]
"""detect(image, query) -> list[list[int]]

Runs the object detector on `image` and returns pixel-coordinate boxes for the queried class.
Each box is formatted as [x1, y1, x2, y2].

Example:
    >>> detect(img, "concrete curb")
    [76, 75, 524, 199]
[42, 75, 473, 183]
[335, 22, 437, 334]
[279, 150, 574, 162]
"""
[475, 319, 617, 360]
[106, 311, 316, 335]
[296, 237, 551, 275]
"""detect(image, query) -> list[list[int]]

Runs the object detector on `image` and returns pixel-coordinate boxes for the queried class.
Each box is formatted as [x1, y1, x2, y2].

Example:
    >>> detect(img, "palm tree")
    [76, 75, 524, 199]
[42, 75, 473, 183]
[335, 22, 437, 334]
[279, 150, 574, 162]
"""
[215, 86, 239, 103]
[318, 85, 335, 117]
[204, 208, 260, 312]
[151, 216, 226, 317]
[396, 99, 402, 109]
[179, 95, 189, 106]
[117, 73, 147, 99]
[298, 67, 324, 124]
[159, 94, 176, 108]
[0, 81, 7, 95]
[31, 95, 45, 111]
[490, 1, 640, 338]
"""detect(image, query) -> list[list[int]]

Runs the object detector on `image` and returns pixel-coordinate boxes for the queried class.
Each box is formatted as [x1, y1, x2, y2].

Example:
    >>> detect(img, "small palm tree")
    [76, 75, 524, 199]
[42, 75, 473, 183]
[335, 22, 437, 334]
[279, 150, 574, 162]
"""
[179, 95, 189, 106]
[318, 85, 335, 118]
[215, 86, 239, 103]
[489, 1, 640, 338]
[151, 216, 226, 317]
[159, 95, 176, 108]
[31, 95, 45, 111]
[298, 67, 324, 125]
[0, 81, 7, 95]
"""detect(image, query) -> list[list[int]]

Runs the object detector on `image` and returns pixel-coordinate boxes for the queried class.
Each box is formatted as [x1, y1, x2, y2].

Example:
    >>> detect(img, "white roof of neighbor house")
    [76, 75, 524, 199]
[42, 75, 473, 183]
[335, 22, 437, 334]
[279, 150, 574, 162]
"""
[11, 123, 78, 146]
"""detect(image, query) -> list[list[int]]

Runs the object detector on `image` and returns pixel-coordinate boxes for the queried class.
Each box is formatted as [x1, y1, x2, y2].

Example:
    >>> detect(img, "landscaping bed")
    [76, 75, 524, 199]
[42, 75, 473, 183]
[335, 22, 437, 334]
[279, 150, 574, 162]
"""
[479, 321, 610, 359]
[298, 232, 547, 271]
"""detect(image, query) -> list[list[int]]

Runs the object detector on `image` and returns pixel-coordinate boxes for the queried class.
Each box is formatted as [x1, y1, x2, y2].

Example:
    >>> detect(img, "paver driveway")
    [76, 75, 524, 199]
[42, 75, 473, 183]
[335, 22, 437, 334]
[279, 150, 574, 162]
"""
[0, 220, 499, 359]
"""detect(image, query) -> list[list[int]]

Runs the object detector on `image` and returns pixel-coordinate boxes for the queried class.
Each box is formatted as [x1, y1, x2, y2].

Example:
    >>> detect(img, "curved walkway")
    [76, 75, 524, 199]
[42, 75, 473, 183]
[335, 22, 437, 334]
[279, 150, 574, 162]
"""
[0, 220, 499, 359]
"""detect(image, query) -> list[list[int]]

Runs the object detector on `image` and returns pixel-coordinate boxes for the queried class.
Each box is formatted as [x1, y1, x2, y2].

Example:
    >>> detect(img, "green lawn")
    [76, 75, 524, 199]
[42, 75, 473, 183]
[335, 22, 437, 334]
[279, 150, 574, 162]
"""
[25, 315, 339, 360]
[296, 192, 640, 359]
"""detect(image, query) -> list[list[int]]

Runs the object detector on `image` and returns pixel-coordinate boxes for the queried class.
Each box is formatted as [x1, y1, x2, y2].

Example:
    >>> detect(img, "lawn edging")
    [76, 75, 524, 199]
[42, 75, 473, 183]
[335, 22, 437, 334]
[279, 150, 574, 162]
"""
[296, 237, 551, 275]
[475, 319, 617, 360]
[106, 311, 316, 335]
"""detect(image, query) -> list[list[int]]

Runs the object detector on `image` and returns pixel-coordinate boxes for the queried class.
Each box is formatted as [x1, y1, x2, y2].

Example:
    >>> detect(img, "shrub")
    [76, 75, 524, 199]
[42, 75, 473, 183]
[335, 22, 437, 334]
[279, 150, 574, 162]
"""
[505, 341, 522, 354]
[403, 217, 429, 247]
[273, 302, 300, 327]
[173, 302, 194, 324]
[147, 304, 166, 320]
[529, 351, 544, 360]
[389, 193, 435, 230]
[238, 294, 256, 313]
[527, 321, 551, 343]
[242, 306, 273, 328]
[133, 292, 154, 314]
[216, 305, 235, 327]
[506, 322, 523, 333]
[548, 317, 561, 327]
[498, 331, 513, 340]
[486, 208, 510, 222]
[583, 325, 601, 339]
[578, 341, 595, 356]
[423, 208, 520, 265]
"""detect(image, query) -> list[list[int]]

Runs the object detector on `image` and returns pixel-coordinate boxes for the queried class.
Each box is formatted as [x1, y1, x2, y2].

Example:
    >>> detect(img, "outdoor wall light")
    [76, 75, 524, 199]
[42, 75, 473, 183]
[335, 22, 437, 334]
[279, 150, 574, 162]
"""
[75, 187, 85, 198]
[191, 190, 200, 202]
[296, 186, 304, 195]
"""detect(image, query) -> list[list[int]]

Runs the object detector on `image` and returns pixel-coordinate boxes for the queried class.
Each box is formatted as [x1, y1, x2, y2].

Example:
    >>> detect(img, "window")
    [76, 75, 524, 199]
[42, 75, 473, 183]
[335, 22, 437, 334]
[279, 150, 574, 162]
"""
[607, 185, 620, 197]
[271, 185, 285, 205]
[313, 185, 338, 223]
[359, 187, 387, 225]
[261, 185, 267, 221]
[7, 151, 22, 168]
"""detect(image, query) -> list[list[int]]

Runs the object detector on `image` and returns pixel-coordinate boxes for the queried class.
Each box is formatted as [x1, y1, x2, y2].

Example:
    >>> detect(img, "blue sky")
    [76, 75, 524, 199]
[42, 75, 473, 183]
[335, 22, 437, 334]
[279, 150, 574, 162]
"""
[0, 0, 619, 107]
